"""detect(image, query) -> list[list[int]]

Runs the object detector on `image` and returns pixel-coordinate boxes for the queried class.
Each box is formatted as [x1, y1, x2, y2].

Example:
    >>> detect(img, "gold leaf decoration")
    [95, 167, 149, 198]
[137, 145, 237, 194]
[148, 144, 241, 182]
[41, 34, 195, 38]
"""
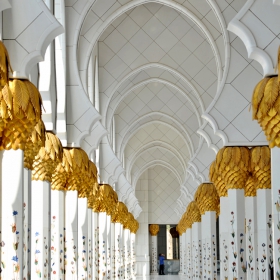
[149, 224, 160, 236]
[32, 132, 63, 182]
[244, 176, 257, 197]
[1, 79, 43, 151]
[209, 161, 227, 197]
[250, 146, 271, 190]
[24, 119, 46, 169]
[217, 147, 250, 190]
[194, 183, 220, 215]
[188, 201, 201, 225]
[0, 41, 12, 86]
[252, 47, 280, 147]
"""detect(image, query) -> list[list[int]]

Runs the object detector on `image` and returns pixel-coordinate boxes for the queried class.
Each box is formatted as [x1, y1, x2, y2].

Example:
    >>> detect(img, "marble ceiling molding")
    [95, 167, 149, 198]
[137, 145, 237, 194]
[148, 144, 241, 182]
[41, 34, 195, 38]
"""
[118, 112, 194, 159]
[197, 0, 230, 117]
[128, 145, 186, 185]
[117, 173, 133, 201]
[186, 164, 205, 184]
[4, 0, 64, 78]
[132, 160, 182, 190]
[76, 0, 223, 93]
[197, 127, 219, 154]
[227, 0, 274, 76]
[79, 121, 108, 156]
[201, 112, 228, 146]
[108, 164, 125, 186]
[126, 140, 187, 182]
[0, 0, 11, 12]
[105, 63, 205, 121]
[99, 136, 125, 183]
[202, 110, 267, 147]
[184, 168, 202, 188]
[120, 120, 192, 165]
[108, 78, 202, 129]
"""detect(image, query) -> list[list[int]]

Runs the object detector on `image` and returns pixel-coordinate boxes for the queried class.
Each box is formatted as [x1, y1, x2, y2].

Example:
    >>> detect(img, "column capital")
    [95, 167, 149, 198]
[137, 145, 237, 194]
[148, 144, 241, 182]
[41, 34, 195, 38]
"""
[149, 224, 159, 236]
[32, 132, 63, 182]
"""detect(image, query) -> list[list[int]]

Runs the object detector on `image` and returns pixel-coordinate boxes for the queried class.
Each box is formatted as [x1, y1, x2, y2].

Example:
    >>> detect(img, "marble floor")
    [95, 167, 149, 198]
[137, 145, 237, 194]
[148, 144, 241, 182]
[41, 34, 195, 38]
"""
[136, 276, 180, 280]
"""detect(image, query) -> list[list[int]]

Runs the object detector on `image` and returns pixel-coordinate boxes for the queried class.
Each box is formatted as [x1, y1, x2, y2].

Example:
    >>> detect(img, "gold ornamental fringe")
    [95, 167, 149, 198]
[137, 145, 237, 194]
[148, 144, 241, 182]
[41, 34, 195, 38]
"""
[149, 224, 160, 236]
[32, 132, 63, 182]
[194, 183, 219, 215]
[252, 48, 280, 147]
[250, 146, 271, 189]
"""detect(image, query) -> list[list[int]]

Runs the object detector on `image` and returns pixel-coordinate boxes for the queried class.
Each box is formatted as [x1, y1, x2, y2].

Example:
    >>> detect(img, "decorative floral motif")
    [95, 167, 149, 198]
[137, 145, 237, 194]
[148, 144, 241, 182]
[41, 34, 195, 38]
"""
[276, 189, 280, 279]
[94, 226, 99, 280]
[11, 209, 20, 280]
[247, 218, 254, 279]
[222, 239, 228, 279]
[34, 231, 41, 278]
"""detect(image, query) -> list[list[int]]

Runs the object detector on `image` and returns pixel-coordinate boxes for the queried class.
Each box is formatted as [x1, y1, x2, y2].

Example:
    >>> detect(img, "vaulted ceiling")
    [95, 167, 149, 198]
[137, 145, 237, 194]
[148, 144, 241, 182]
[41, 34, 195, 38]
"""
[74, 0, 280, 218]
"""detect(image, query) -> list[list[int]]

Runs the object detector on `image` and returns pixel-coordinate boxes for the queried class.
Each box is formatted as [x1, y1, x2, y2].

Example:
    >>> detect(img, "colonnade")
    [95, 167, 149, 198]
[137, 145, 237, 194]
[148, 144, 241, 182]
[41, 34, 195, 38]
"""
[0, 41, 139, 279]
[175, 48, 280, 280]
[177, 146, 274, 279]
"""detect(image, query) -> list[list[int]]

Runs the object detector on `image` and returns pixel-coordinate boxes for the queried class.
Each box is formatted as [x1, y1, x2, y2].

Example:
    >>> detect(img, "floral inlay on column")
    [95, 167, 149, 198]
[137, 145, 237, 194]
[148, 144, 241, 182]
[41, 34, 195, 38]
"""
[276, 190, 280, 278]
[222, 239, 228, 277]
[247, 219, 254, 277]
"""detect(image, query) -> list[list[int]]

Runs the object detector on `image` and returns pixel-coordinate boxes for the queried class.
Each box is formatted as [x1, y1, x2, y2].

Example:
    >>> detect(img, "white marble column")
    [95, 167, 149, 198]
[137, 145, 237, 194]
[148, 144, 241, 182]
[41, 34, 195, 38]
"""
[228, 189, 246, 280]
[192, 222, 201, 280]
[120, 225, 125, 278]
[92, 212, 99, 280]
[111, 221, 115, 279]
[186, 229, 192, 279]
[107, 215, 112, 279]
[182, 232, 187, 275]
[131, 232, 136, 279]
[178, 235, 183, 275]
[78, 197, 88, 279]
[115, 222, 122, 279]
[125, 228, 131, 279]
[219, 196, 229, 280]
[31, 180, 50, 279]
[23, 168, 31, 280]
[0, 150, 24, 279]
[257, 189, 272, 279]
[88, 208, 92, 279]
[50, 189, 64, 279]
[245, 195, 258, 280]
[271, 147, 280, 279]
[65, 190, 78, 278]
[201, 211, 217, 280]
[99, 212, 107, 279]
[150, 235, 158, 275]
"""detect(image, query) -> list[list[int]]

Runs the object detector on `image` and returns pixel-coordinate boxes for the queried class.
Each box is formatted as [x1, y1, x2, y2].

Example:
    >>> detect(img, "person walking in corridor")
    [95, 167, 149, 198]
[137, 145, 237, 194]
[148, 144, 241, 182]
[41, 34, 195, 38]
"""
[159, 253, 165, 275]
